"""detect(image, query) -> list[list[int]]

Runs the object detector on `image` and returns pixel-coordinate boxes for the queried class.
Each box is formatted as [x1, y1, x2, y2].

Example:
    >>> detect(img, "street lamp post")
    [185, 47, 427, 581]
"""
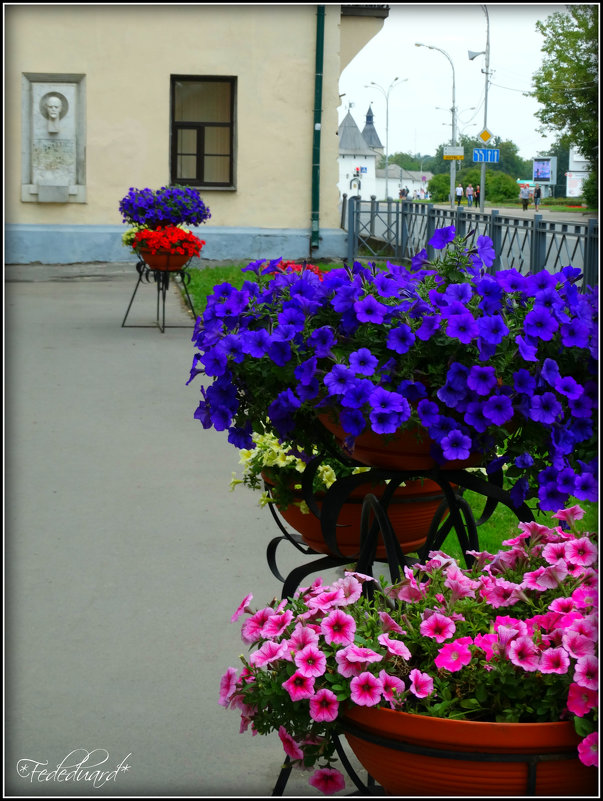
[415, 43, 456, 208]
[365, 77, 407, 201]
[469, 4, 490, 212]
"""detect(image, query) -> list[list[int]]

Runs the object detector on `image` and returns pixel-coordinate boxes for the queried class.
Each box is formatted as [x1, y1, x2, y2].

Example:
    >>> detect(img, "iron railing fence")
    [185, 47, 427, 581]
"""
[343, 197, 598, 289]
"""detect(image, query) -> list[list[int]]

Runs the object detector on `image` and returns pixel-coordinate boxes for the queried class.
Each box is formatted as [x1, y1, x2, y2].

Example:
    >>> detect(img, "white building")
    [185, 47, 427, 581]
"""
[566, 146, 590, 197]
[337, 107, 379, 201]
[376, 165, 434, 201]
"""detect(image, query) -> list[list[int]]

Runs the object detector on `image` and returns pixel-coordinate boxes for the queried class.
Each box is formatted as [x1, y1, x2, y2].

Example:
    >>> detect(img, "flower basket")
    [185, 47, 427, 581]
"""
[263, 472, 446, 558]
[342, 706, 597, 796]
[137, 246, 191, 271]
[317, 411, 483, 471]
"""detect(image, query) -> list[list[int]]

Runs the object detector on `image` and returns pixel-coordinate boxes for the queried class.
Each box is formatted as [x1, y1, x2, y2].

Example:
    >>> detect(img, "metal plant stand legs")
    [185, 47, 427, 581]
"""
[121, 259, 197, 333]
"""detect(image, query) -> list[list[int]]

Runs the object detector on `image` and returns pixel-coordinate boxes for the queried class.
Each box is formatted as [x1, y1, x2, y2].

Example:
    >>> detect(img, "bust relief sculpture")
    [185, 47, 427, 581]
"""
[40, 93, 67, 133]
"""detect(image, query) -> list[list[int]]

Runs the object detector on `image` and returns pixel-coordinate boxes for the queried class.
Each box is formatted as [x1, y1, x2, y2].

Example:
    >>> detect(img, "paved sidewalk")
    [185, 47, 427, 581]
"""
[4, 273, 351, 796]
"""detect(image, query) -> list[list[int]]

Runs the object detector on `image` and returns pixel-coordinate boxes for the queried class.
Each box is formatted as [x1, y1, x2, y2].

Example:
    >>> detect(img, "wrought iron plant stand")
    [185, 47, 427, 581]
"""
[121, 257, 197, 333]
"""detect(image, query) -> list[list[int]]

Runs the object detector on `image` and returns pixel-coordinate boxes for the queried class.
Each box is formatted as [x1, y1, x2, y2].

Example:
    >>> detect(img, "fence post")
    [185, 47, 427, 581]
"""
[369, 195, 377, 238]
[340, 193, 347, 230]
[347, 195, 357, 263]
[530, 214, 546, 274]
[490, 210, 501, 274]
[583, 218, 598, 289]
[400, 201, 409, 261]
[426, 204, 436, 261]
[456, 206, 466, 240]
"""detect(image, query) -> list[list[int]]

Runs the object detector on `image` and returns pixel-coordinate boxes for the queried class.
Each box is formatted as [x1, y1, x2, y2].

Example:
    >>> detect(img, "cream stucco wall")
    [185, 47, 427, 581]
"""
[5, 4, 350, 230]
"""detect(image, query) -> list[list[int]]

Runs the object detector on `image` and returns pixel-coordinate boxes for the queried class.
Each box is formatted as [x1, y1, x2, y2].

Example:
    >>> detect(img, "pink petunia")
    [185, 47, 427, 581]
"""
[278, 726, 304, 760]
[542, 541, 568, 564]
[333, 575, 363, 605]
[261, 609, 294, 639]
[379, 611, 405, 634]
[564, 537, 598, 567]
[350, 671, 383, 706]
[562, 630, 596, 659]
[480, 576, 526, 607]
[231, 593, 254, 622]
[309, 688, 339, 722]
[434, 637, 473, 672]
[473, 633, 498, 661]
[379, 670, 405, 707]
[249, 640, 289, 667]
[566, 683, 598, 717]
[377, 633, 412, 659]
[288, 622, 320, 653]
[241, 607, 276, 644]
[548, 596, 575, 614]
[419, 611, 456, 642]
[335, 648, 366, 678]
[539, 646, 570, 674]
[307, 588, 345, 613]
[552, 505, 585, 527]
[568, 616, 598, 640]
[572, 585, 599, 610]
[341, 643, 383, 663]
[218, 667, 239, 708]
[577, 732, 598, 768]
[309, 767, 346, 794]
[507, 636, 540, 671]
[573, 654, 598, 690]
[320, 609, 356, 646]
[294, 644, 327, 678]
[409, 669, 434, 698]
[282, 671, 316, 701]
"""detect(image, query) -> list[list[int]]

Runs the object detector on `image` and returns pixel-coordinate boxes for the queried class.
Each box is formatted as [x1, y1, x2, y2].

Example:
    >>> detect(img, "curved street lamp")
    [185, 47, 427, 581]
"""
[415, 43, 457, 208]
[365, 77, 408, 200]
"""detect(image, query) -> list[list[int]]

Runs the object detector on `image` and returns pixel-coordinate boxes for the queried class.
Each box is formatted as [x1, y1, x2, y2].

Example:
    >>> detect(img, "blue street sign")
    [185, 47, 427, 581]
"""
[473, 148, 500, 163]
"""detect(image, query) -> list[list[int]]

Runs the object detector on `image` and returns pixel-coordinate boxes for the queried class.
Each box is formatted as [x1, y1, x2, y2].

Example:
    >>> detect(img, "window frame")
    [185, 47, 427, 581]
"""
[170, 75, 236, 189]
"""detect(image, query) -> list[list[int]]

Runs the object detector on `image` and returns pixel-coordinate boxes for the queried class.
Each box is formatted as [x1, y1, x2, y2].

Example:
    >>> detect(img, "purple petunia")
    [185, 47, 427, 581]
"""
[441, 429, 472, 461]
[476, 235, 496, 268]
[477, 315, 509, 345]
[523, 307, 559, 341]
[354, 295, 389, 324]
[446, 313, 479, 344]
[386, 324, 415, 354]
[349, 348, 378, 376]
[467, 365, 497, 396]
[429, 225, 456, 250]
[308, 326, 336, 357]
[482, 394, 514, 426]
[529, 392, 563, 425]
[324, 364, 355, 396]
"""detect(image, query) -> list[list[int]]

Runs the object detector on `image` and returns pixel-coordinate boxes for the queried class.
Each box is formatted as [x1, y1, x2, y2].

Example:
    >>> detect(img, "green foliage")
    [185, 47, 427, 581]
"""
[532, 5, 598, 172]
[581, 172, 598, 209]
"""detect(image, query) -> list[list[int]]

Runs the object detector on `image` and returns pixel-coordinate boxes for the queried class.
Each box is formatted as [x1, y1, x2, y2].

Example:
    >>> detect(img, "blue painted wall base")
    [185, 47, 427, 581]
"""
[5, 224, 348, 264]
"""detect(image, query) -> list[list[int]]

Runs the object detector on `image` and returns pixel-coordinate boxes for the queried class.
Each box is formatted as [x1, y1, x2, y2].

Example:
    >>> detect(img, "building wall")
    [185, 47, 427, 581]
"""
[338, 154, 377, 201]
[5, 5, 386, 263]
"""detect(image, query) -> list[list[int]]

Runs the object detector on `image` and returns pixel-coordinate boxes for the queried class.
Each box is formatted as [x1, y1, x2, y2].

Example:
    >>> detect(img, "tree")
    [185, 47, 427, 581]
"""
[531, 6, 598, 173]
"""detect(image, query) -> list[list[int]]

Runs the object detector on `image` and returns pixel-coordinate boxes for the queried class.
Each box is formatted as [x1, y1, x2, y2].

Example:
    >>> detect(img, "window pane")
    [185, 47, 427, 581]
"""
[204, 156, 230, 183]
[174, 81, 231, 123]
[205, 127, 230, 155]
[177, 155, 197, 180]
[177, 129, 197, 153]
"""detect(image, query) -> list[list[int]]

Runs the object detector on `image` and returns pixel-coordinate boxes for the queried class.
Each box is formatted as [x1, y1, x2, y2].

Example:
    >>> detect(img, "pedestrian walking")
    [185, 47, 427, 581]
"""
[455, 183, 463, 206]
[475, 185, 480, 206]
[520, 184, 530, 212]
[466, 184, 474, 207]
[534, 184, 542, 211]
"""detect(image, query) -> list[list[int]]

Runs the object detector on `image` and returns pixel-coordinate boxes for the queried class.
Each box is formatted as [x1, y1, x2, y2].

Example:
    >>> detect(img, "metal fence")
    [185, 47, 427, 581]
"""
[343, 197, 598, 288]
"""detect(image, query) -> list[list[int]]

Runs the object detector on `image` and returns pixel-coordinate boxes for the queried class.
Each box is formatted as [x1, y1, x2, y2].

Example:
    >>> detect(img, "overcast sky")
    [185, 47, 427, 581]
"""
[338, 3, 568, 161]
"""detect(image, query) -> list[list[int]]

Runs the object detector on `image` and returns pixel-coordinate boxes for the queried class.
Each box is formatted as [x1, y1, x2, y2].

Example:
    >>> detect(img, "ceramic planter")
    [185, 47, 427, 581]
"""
[137, 247, 190, 271]
[318, 412, 483, 471]
[342, 706, 597, 796]
[265, 475, 447, 558]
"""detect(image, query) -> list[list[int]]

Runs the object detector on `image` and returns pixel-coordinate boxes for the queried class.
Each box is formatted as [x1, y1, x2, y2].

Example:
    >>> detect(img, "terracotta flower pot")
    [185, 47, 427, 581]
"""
[265, 475, 446, 558]
[317, 412, 483, 471]
[342, 706, 597, 797]
[138, 247, 191, 271]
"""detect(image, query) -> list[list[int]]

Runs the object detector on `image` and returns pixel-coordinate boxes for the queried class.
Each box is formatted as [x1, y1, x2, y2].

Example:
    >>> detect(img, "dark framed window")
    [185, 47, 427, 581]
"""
[170, 76, 235, 188]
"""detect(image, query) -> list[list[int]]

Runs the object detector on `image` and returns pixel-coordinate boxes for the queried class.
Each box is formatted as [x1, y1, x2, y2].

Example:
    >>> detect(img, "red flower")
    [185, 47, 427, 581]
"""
[132, 225, 205, 258]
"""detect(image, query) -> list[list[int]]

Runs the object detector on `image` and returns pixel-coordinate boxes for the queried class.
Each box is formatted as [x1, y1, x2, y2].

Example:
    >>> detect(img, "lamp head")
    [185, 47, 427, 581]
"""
[468, 50, 485, 60]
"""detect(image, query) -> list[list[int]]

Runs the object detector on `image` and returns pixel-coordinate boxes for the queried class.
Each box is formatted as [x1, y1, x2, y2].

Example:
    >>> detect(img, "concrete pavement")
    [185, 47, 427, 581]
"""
[4, 271, 354, 797]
